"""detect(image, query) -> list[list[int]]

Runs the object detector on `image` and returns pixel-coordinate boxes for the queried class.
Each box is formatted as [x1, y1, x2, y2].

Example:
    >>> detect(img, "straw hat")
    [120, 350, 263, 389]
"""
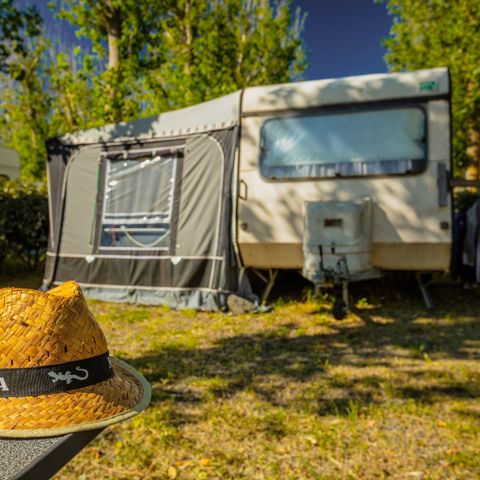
[0, 281, 151, 438]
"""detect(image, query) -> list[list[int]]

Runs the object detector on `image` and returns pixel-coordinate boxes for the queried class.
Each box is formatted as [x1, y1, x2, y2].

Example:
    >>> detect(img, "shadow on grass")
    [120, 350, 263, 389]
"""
[0, 268, 43, 289]
[128, 281, 480, 418]
[400, 384, 480, 401]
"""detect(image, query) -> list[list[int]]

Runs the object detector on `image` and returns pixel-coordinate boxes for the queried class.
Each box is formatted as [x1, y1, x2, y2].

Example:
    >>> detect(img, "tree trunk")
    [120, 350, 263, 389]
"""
[183, 1, 193, 77]
[102, 0, 122, 122]
[108, 30, 121, 69]
[105, 0, 121, 70]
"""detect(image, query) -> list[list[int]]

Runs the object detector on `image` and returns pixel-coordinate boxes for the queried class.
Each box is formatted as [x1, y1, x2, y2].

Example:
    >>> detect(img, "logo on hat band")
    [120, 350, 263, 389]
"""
[48, 367, 89, 384]
[0, 377, 9, 392]
[0, 352, 113, 398]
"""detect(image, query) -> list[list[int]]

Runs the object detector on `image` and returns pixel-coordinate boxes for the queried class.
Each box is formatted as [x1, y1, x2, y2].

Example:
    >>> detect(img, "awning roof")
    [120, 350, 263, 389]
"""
[59, 90, 242, 145]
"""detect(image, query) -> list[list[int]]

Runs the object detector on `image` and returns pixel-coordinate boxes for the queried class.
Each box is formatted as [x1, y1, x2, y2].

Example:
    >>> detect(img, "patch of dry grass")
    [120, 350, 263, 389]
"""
[3, 272, 480, 479]
[53, 278, 480, 480]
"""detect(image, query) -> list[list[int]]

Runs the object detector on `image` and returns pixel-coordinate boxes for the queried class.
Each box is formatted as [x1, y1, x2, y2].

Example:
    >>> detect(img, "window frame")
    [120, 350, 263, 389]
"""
[97, 149, 180, 253]
[258, 103, 429, 182]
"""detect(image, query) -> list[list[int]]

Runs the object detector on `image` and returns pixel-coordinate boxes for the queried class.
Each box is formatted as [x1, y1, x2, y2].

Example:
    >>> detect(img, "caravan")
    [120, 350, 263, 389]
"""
[43, 68, 452, 313]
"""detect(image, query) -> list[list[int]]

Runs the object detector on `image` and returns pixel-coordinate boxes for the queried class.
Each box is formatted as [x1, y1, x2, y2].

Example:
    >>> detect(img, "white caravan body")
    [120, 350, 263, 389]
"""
[236, 68, 451, 284]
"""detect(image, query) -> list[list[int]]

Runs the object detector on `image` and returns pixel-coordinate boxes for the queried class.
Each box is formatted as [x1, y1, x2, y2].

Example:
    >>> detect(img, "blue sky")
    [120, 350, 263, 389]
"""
[19, 0, 393, 81]
[294, 0, 392, 80]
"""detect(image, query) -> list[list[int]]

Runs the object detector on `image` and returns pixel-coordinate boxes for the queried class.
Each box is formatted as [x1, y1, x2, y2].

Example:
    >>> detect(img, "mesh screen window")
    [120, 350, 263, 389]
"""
[260, 107, 427, 179]
[100, 154, 176, 250]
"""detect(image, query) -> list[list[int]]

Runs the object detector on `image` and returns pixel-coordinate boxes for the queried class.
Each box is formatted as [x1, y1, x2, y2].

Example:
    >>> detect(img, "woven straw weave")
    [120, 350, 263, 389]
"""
[0, 281, 146, 432]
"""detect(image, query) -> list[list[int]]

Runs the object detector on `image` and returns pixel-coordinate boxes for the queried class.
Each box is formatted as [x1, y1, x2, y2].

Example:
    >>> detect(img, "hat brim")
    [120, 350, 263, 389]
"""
[0, 358, 151, 438]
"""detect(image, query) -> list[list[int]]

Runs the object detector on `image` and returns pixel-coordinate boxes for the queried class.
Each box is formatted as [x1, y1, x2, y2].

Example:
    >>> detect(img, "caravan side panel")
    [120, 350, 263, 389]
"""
[237, 69, 452, 272]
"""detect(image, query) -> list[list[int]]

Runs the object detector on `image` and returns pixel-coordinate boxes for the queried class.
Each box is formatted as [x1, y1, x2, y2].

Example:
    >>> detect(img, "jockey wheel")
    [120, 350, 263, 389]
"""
[332, 281, 349, 320]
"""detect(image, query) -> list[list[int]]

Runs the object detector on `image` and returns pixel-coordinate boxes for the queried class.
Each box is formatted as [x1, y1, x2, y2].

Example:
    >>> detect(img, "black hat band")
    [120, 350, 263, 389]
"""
[0, 352, 114, 398]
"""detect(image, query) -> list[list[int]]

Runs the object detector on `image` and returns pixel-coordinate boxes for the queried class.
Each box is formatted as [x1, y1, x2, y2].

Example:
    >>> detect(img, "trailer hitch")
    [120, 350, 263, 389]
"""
[317, 244, 351, 320]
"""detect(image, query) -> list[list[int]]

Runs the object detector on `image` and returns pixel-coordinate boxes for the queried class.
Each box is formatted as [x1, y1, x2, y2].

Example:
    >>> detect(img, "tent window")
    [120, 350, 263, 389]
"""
[100, 154, 177, 250]
[260, 107, 427, 179]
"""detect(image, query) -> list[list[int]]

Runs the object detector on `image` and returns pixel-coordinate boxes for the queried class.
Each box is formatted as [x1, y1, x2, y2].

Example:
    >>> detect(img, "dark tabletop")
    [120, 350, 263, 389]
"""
[0, 429, 103, 480]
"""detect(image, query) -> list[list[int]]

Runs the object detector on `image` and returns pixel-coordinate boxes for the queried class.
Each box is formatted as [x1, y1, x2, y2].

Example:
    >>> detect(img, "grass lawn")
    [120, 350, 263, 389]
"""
[3, 273, 480, 479]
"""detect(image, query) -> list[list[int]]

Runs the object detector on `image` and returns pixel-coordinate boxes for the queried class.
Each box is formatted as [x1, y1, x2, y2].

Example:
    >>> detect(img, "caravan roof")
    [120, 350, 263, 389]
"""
[242, 67, 449, 113]
[58, 67, 448, 147]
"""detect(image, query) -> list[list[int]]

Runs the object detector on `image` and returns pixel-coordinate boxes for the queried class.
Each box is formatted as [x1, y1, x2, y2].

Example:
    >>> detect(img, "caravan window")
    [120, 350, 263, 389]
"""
[100, 154, 177, 250]
[260, 107, 427, 179]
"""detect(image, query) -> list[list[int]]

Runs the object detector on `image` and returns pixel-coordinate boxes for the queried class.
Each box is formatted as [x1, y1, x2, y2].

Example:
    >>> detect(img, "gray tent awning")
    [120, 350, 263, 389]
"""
[60, 91, 242, 145]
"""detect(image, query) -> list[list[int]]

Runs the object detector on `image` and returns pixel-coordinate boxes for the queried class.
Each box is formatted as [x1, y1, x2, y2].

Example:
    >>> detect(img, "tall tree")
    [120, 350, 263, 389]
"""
[55, 0, 165, 123]
[0, 0, 41, 74]
[143, 0, 306, 113]
[378, 0, 480, 177]
[0, 0, 50, 178]
[47, 49, 96, 133]
[0, 44, 51, 179]
[1, 0, 307, 179]
[54, 0, 306, 116]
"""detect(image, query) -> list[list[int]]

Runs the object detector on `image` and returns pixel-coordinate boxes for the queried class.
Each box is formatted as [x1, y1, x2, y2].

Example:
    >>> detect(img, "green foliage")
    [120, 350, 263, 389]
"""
[48, 51, 95, 132]
[142, 0, 307, 113]
[0, 0, 42, 75]
[0, 179, 48, 273]
[0, 42, 51, 179]
[51, 0, 307, 119]
[378, 0, 480, 176]
[0, 0, 307, 179]
[53, 0, 162, 68]
[52, 0, 160, 124]
[454, 189, 480, 213]
[0, 1, 49, 179]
